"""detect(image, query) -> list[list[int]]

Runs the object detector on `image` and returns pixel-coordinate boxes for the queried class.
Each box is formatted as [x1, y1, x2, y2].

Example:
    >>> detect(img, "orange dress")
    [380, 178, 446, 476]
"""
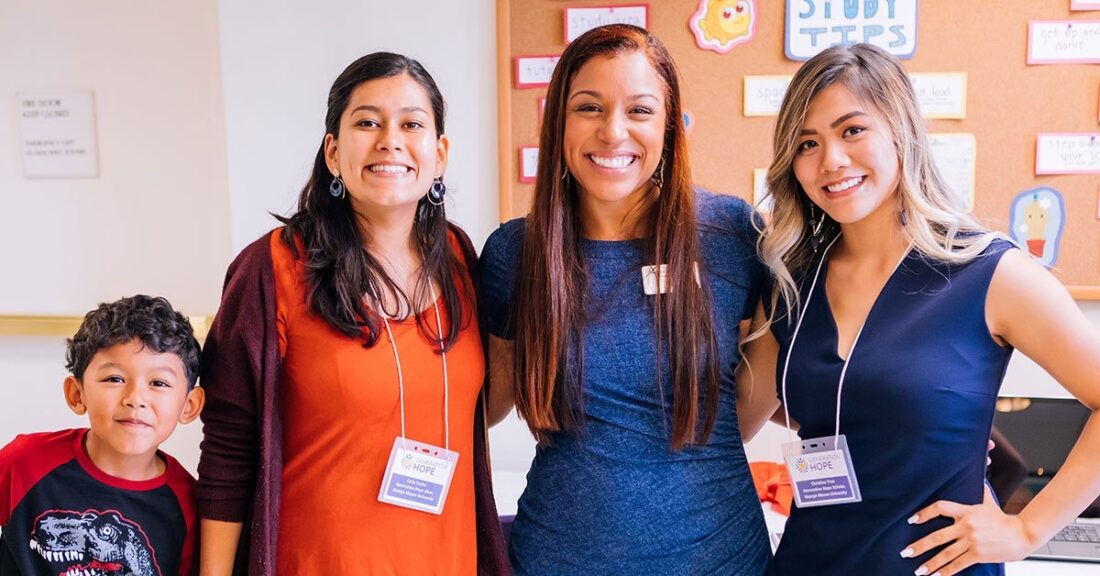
[272, 231, 482, 575]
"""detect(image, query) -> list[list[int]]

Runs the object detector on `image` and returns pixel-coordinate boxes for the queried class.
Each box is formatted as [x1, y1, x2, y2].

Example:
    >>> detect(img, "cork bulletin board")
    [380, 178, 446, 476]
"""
[495, 0, 1100, 296]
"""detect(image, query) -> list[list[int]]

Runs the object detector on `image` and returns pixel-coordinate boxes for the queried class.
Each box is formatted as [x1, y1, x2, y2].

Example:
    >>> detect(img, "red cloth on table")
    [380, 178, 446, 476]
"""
[750, 461, 792, 516]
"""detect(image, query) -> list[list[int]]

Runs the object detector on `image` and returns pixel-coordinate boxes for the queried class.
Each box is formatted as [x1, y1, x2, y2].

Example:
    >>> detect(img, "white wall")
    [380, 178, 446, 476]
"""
[218, 0, 500, 253]
[0, 0, 231, 316]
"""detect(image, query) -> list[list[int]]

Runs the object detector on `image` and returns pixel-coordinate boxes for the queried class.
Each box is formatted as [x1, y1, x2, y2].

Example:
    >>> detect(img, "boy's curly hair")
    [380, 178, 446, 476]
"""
[65, 295, 201, 389]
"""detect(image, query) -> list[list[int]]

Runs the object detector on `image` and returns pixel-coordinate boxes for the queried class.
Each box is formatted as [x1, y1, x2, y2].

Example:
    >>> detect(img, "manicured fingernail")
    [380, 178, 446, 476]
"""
[914, 567, 928, 576]
[900, 548, 914, 558]
[908, 514, 919, 524]
[931, 572, 941, 576]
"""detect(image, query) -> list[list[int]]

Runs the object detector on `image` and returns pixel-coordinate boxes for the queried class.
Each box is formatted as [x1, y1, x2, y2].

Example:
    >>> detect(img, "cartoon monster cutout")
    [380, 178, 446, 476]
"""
[691, 0, 756, 53]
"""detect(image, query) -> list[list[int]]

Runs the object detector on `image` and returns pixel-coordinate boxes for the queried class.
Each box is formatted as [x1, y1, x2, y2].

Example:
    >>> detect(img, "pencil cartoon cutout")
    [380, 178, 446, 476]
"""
[1009, 186, 1066, 268]
[1023, 192, 1049, 257]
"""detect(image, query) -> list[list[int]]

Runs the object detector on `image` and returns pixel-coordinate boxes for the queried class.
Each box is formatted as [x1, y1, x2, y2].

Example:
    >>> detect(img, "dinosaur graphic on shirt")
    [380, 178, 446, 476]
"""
[28, 509, 159, 576]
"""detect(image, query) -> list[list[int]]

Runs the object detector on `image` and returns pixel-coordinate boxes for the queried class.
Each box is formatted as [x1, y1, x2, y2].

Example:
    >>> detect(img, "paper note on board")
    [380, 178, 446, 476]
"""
[1027, 21, 1100, 64]
[743, 76, 792, 116]
[515, 56, 560, 88]
[520, 147, 539, 182]
[910, 73, 967, 119]
[753, 168, 773, 213]
[565, 5, 648, 43]
[928, 133, 976, 212]
[1035, 133, 1100, 174]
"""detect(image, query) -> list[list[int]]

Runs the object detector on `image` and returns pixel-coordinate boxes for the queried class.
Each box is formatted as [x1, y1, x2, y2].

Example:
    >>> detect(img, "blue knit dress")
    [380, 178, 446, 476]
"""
[481, 191, 771, 576]
[768, 240, 1015, 576]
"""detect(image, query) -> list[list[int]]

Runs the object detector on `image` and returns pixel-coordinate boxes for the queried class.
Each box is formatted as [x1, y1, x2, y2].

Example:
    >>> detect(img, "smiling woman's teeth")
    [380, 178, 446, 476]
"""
[826, 176, 862, 193]
[369, 165, 409, 174]
[589, 155, 634, 169]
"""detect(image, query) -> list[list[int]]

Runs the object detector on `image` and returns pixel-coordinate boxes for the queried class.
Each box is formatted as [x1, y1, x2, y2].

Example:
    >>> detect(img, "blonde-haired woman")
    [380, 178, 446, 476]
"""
[737, 43, 1100, 576]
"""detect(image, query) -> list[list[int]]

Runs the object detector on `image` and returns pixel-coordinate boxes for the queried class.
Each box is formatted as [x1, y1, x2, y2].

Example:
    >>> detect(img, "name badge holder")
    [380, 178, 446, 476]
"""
[374, 286, 459, 515]
[783, 434, 861, 507]
[379, 437, 458, 515]
[779, 236, 911, 508]
[641, 264, 671, 295]
[641, 263, 700, 295]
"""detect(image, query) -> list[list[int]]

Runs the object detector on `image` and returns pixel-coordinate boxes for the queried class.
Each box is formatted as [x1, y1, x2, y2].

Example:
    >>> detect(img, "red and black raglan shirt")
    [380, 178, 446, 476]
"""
[0, 429, 196, 576]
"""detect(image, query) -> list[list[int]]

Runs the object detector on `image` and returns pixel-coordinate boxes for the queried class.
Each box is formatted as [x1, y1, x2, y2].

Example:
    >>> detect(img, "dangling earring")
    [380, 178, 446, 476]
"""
[651, 157, 665, 189]
[427, 178, 446, 206]
[809, 203, 825, 252]
[561, 166, 571, 189]
[329, 172, 345, 199]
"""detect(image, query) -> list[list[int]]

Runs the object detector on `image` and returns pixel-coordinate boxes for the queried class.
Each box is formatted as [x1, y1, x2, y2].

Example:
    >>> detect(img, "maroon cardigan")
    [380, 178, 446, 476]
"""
[194, 225, 510, 575]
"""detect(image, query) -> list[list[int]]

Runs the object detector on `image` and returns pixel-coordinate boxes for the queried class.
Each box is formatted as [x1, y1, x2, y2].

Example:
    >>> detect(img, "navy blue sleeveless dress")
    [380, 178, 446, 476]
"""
[767, 240, 1015, 576]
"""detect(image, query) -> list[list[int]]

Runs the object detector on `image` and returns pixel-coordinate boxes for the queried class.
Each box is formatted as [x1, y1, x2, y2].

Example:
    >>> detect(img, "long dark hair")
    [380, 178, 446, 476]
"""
[514, 25, 720, 450]
[277, 52, 467, 349]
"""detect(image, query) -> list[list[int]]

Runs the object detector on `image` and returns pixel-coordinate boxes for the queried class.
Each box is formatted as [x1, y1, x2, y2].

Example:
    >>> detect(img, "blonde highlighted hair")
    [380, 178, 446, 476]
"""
[760, 43, 1001, 319]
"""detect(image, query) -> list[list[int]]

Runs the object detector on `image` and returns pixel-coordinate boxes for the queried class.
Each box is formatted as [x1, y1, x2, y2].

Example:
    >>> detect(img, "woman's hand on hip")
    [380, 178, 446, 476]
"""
[901, 485, 1037, 576]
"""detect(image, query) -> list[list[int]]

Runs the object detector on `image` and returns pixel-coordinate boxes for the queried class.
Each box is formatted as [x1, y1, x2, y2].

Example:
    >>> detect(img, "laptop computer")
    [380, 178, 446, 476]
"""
[992, 396, 1099, 562]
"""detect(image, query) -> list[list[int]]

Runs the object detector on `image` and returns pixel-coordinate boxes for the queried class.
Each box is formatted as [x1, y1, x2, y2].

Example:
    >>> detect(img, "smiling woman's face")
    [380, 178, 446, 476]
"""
[325, 73, 449, 215]
[792, 82, 900, 227]
[562, 50, 667, 211]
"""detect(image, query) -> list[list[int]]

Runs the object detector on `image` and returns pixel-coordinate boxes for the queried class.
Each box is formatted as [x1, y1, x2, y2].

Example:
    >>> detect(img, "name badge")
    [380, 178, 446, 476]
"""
[378, 437, 458, 515]
[641, 263, 701, 295]
[641, 264, 670, 295]
[782, 434, 862, 508]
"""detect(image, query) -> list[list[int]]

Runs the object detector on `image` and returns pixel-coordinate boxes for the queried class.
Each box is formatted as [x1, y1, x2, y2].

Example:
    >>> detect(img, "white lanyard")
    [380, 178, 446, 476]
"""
[378, 284, 450, 451]
[780, 236, 911, 443]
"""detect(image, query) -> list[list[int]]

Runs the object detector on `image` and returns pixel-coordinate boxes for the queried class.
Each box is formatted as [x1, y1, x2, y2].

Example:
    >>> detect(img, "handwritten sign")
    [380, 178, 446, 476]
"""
[928, 133, 976, 212]
[753, 168, 773, 213]
[18, 91, 99, 178]
[1027, 20, 1100, 64]
[743, 73, 965, 118]
[564, 5, 648, 43]
[520, 147, 539, 183]
[785, 0, 918, 61]
[743, 75, 792, 117]
[910, 73, 967, 119]
[515, 55, 560, 89]
[1035, 133, 1100, 174]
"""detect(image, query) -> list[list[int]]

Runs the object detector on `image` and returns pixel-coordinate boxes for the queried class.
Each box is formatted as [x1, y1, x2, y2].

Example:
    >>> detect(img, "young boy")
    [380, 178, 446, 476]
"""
[0, 295, 205, 576]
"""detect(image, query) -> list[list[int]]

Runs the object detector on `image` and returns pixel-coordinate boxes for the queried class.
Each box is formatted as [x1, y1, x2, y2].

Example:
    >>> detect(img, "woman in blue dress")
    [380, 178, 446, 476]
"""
[479, 25, 770, 575]
[737, 43, 1100, 576]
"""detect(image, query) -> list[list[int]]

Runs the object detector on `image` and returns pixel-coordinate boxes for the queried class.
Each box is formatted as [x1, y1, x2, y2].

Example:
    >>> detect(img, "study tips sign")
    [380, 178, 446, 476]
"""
[785, 0, 918, 61]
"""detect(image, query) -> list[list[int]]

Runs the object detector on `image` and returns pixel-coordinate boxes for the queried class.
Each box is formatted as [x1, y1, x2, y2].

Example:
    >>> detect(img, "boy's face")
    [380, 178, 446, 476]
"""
[64, 338, 204, 477]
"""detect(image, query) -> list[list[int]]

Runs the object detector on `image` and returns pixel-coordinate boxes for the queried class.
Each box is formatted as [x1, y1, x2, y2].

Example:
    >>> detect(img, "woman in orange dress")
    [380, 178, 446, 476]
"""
[194, 52, 508, 575]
